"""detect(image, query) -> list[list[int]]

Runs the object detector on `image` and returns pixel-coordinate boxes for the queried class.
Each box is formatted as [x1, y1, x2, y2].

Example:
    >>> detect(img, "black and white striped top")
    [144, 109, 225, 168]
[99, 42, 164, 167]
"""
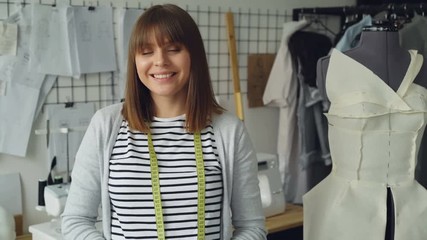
[108, 115, 223, 240]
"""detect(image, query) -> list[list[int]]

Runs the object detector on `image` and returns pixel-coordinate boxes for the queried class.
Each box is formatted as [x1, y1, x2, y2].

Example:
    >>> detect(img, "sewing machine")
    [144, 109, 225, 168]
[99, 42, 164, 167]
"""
[257, 153, 286, 217]
[29, 183, 70, 240]
[30, 181, 104, 240]
[44, 183, 70, 217]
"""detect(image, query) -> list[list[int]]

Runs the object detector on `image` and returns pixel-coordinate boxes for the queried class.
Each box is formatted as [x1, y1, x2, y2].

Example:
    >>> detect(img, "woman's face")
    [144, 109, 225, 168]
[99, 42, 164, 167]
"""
[135, 37, 191, 103]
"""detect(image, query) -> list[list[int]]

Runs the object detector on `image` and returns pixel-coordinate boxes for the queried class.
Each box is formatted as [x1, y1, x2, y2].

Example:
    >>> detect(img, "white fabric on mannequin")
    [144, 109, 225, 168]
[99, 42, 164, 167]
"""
[304, 49, 427, 240]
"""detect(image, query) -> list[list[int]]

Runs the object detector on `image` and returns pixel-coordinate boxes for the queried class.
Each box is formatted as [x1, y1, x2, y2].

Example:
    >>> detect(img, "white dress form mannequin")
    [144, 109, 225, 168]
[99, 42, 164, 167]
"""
[310, 29, 427, 240]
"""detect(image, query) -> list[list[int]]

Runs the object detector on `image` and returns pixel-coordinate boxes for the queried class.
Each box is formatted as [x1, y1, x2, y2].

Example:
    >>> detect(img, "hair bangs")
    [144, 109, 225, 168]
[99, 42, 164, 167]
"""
[133, 14, 186, 55]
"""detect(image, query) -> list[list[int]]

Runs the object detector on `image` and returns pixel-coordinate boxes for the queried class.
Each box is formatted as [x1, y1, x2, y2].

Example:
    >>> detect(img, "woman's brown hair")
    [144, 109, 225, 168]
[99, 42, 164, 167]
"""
[122, 4, 224, 133]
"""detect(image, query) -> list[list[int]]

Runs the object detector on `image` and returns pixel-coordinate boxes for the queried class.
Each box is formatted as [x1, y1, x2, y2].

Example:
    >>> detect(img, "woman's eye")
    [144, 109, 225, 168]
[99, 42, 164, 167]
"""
[140, 48, 153, 55]
[168, 48, 180, 52]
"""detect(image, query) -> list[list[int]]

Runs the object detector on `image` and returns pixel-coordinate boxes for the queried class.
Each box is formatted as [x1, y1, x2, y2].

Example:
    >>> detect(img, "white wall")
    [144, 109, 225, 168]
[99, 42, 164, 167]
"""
[0, 0, 355, 234]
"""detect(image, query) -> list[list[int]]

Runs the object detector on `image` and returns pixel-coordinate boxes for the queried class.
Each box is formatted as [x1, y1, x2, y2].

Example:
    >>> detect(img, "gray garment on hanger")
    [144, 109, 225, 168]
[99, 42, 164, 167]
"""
[399, 13, 427, 189]
[296, 62, 332, 194]
[296, 64, 331, 169]
[286, 30, 332, 203]
[400, 13, 427, 57]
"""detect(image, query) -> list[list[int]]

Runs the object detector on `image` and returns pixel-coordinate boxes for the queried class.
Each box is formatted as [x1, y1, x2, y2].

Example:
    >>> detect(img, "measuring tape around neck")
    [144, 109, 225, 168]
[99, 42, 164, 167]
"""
[147, 131, 205, 240]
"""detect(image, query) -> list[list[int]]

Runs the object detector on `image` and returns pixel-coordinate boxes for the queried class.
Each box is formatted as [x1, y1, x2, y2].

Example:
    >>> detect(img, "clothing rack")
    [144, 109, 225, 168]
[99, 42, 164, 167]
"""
[293, 3, 427, 27]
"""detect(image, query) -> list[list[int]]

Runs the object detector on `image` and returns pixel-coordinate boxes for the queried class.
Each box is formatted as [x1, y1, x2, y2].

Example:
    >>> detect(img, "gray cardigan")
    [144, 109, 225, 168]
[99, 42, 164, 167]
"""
[62, 103, 267, 240]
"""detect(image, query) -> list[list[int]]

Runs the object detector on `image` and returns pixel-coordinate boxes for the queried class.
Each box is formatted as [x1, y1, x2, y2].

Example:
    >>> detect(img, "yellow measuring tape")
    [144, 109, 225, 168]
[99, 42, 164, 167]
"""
[147, 131, 205, 240]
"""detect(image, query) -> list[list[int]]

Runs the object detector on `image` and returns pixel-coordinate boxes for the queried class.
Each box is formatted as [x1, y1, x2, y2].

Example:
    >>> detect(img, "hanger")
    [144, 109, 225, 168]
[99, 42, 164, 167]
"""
[340, 12, 363, 33]
[334, 12, 362, 45]
[301, 14, 337, 36]
[362, 19, 399, 32]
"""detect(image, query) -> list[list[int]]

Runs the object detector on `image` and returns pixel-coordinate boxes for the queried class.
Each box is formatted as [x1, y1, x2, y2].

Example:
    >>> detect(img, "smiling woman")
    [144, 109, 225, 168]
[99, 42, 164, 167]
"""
[61, 4, 266, 240]
[123, 4, 223, 133]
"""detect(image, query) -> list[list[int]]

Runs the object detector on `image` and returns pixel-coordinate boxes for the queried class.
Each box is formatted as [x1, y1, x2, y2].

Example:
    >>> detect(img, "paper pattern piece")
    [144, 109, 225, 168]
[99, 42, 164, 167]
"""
[0, 173, 23, 215]
[0, 80, 6, 96]
[116, 8, 143, 99]
[34, 75, 57, 120]
[73, 6, 117, 74]
[45, 103, 95, 173]
[0, 22, 18, 56]
[0, 79, 40, 157]
[117, 8, 142, 73]
[0, 6, 51, 157]
[29, 4, 79, 78]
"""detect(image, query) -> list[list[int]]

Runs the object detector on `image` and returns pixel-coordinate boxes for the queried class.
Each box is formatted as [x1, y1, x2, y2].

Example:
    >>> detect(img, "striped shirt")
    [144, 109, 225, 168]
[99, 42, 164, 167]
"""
[108, 115, 223, 240]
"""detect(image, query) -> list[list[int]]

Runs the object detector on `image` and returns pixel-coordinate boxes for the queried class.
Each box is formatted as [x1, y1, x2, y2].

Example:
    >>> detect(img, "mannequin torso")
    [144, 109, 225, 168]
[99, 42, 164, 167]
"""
[310, 31, 427, 240]
[313, 29, 427, 240]
[317, 30, 427, 103]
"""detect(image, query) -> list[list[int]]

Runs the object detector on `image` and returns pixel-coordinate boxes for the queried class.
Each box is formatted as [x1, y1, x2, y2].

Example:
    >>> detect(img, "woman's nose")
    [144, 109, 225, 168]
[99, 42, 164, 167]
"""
[154, 51, 168, 66]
